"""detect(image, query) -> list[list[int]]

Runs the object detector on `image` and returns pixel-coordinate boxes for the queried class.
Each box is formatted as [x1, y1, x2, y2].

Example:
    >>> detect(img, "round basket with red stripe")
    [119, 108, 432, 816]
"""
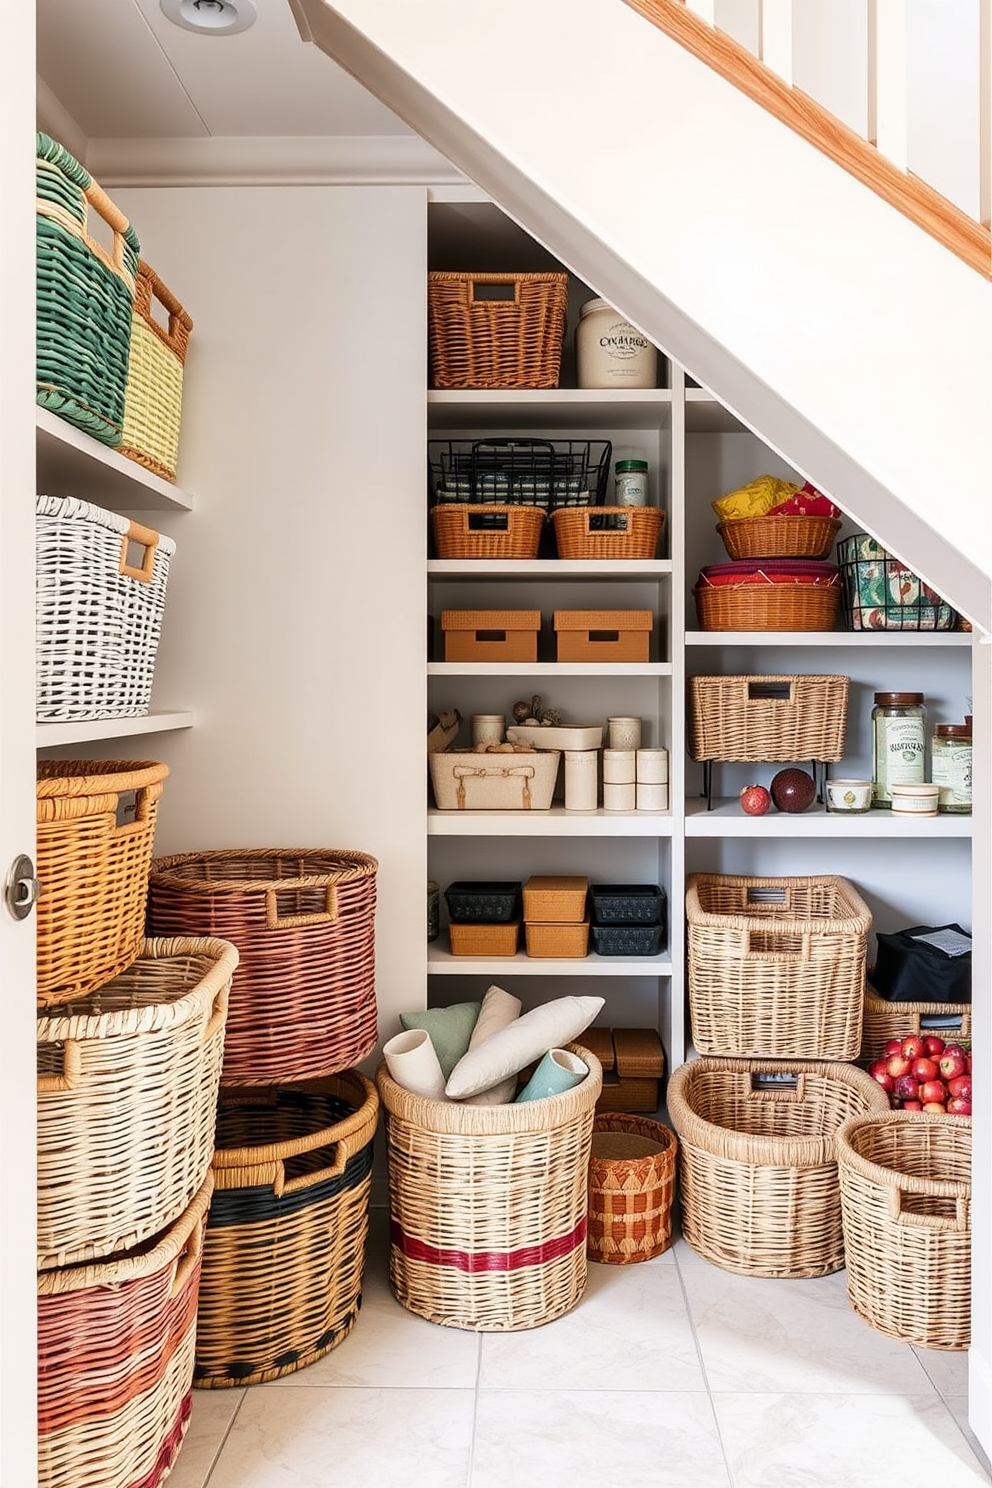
[376, 1042, 602, 1331]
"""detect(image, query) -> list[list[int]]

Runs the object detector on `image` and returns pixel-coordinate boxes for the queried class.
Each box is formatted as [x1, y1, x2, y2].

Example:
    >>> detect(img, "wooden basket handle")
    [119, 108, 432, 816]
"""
[135, 260, 193, 359]
[886, 1187, 970, 1232]
[82, 179, 132, 278]
[118, 521, 160, 584]
[201, 985, 230, 1048]
[37, 1038, 82, 1094]
[265, 882, 339, 929]
[168, 1211, 204, 1299]
[741, 930, 813, 962]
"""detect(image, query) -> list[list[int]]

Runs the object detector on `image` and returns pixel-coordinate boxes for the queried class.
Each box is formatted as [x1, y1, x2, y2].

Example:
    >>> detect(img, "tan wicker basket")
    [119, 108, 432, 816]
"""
[694, 575, 840, 631]
[587, 1114, 677, 1264]
[37, 936, 237, 1271]
[685, 873, 871, 1060]
[552, 505, 663, 560]
[717, 514, 841, 561]
[860, 988, 971, 1065]
[837, 1111, 971, 1349]
[523, 874, 589, 922]
[36, 759, 169, 1007]
[376, 1043, 602, 1330]
[687, 674, 850, 762]
[668, 1057, 889, 1277]
[118, 260, 192, 483]
[432, 503, 545, 560]
[524, 921, 590, 958]
[428, 271, 568, 388]
[448, 921, 520, 957]
[430, 749, 560, 811]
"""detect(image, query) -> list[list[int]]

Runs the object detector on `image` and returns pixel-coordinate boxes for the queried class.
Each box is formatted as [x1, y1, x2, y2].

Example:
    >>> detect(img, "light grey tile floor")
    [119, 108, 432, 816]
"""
[167, 1206, 991, 1488]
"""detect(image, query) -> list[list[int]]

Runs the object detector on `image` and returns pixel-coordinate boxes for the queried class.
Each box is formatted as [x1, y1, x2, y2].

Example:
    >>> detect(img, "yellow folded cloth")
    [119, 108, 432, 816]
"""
[712, 474, 799, 521]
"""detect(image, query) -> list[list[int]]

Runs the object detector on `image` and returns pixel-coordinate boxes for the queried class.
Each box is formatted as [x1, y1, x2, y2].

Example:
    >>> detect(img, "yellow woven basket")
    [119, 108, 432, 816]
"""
[119, 260, 192, 483]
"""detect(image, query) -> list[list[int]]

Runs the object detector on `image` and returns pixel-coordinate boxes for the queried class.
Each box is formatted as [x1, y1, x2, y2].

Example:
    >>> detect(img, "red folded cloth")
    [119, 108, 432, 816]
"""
[697, 559, 840, 588]
[766, 482, 841, 518]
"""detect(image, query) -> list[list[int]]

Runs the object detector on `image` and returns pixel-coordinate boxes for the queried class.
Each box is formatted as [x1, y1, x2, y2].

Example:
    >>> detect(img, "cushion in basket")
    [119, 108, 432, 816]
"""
[445, 994, 604, 1100]
[400, 1001, 482, 1079]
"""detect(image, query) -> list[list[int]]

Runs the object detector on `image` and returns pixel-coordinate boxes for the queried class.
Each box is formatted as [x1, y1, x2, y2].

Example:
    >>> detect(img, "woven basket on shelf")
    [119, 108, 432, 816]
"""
[428, 271, 568, 388]
[685, 873, 871, 1061]
[694, 574, 840, 631]
[37, 936, 237, 1271]
[37, 1176, 212, 1488]
[687, 674, 849, 763]
[859, 988, 972, 1065]
[35, 131, 140, 447]
[194, 1071, 379, 1387]
[147, 849, 378, 1085]
[837, 1112, 971, 1349]
[717, 514, 841, 561]
[551, 505, 663, 560]
[432, 502, 545, 560]
[36, 759, 169, 1008]
[377, 1043, 602, 1331]
[668, 1058, 889, 1278]
[118, 260, 193, 483]
[587, 1114, 678, 1264]
[36, 495, 176, 722]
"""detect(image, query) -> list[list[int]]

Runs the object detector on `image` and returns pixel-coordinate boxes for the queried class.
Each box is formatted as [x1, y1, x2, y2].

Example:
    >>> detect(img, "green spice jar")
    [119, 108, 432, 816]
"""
[932, 723, 972, 813]
[872, 692, 927, 807]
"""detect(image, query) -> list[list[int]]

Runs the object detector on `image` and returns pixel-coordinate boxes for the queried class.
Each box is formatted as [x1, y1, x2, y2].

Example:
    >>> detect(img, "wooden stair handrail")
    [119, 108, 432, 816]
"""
[624, 0, 992, 281]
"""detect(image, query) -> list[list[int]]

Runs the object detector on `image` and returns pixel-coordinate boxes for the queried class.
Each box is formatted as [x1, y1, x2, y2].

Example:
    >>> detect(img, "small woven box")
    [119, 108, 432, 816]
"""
[428, 271, 568, 389]
[119, 260, 193, 483]
[587, 1113, 677, 1264]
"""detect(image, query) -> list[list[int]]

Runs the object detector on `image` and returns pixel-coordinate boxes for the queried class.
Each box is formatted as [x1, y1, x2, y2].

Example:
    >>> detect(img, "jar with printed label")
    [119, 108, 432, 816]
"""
[872, 692, 927, 807]
[575, 299, 658, 389]
[614, 459, 649, 506]
[932, 723, 972, 813]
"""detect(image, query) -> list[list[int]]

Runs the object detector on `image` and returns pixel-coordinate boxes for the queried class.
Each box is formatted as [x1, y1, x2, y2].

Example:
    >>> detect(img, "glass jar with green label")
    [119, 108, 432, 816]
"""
[872, 692, 927, 807]
[932, 722, 972, 813]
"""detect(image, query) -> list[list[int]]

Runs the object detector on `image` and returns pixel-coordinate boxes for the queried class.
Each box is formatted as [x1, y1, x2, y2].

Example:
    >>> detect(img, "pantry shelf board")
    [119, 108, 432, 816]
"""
[685, 630, 974, 648]
[36, 408, 194, 513]
[428, 388, 674, 431]
[683, 798, 973, 837]
[428, 806, 674, 837]
[429, 559, 673, 579]
[429, 662, 673, 677]
[36, 710, 195, 748]
[684, 388, 750, 433]
[428, 948, 674, 976]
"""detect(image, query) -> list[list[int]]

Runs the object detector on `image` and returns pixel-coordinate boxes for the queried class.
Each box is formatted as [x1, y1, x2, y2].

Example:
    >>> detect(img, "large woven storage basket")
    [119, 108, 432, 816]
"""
[37, 936, 237, 1270]
[36, 495, 176, 722]
[119, 260, 193, 483]
[587, 1114, 678, 1264]
[147, 849, 378, 1085]
[36, 132, 140, 446]
[551, 505, 663, 560]
[668, 1058, 889, 1278]
[36, 759, 169, 1007]
[37, 1176, 212, 1488]
[694, 571, 840, 631]
[432, 502, 545, 559]
[859, 988, 972, 1065]
[685, 873, 871, 1061]
[687, 675, 849, 762]
[194, 1071, 379, 1387]
[837, 1112, 971, 1349]
[377, 1042, 602, 1330]
[428, 271, 568, 388]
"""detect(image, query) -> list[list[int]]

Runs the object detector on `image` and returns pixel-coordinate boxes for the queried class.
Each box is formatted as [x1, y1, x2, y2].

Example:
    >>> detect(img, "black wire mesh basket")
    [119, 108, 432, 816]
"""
[429, 438, 612, 512]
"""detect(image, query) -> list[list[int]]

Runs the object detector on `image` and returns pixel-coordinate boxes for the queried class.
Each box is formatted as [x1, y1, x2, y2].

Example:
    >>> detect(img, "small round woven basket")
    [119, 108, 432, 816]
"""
[717, 514, 841, 561]
[587, 1114, 678, 1264]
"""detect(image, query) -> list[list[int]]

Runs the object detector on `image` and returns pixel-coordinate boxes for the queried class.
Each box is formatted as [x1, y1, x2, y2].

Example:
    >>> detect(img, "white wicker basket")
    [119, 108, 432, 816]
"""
[429, 749, 560, 810]
[36, 494, 176, 721]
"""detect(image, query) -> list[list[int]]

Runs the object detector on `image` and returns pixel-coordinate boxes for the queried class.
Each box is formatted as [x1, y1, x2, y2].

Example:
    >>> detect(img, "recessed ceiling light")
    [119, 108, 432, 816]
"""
[160, 0, 257, 35]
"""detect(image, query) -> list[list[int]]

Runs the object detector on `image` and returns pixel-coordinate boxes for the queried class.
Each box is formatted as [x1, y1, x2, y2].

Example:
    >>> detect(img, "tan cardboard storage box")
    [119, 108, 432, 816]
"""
[441, 609, 541, 662]
[580, 1027, 665, 1112]
[553, 609, 652, 663]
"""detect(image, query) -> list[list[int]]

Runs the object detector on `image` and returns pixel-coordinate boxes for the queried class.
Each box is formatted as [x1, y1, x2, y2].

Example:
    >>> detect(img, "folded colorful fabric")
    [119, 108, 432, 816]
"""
[711, 474, 799, 521]
[766, 482, 840, 517]
[697, 559, 840, 588]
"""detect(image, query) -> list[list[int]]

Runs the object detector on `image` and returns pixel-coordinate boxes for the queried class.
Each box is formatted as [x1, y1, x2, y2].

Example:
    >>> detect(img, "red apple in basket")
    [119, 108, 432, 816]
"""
[920, 1079, 948, 1105]
[902, 1100, 924, 1111]
[924, 1035, 947, 1058]
[947, 1097, 973, 1116]
[886, 1053, 912, 1079]
[739, 783, 771, 816]
[893, 1074, 920, 1103]
[923, 1102, 948, 1114]
[770, 767, 817, 813]
[868, 1059, 895, 1094]
[900, 1033, 928, 1062]
[884, 1038, 904, 1058]
[939, 1050, 968, 1081]
[948, 1075, 972, 1103]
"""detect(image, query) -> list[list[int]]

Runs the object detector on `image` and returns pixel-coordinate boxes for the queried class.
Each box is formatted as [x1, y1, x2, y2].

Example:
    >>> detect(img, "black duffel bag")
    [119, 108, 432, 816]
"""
[872, 923, 972, 1004]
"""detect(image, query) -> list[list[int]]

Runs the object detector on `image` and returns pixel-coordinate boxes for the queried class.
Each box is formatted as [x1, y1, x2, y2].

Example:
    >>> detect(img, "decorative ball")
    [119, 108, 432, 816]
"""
[770, 767, 817, 813]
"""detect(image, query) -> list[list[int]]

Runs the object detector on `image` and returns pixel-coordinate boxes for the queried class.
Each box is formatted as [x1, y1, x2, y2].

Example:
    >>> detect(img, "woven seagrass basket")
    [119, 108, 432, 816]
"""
[859, 988, 972, 1066]
[687, 675, 849, 763]
[551, 505, 663, 560]
[37, 936, 237, 1271]
[35, 132, 140, 446]
[685, 873, 871, 1061]
[432, 502, 545, 560]
[36, 759, 169, 1007]
[36, 496, 176, 722]
[717, 514, 841, 561]
[668, 1058, 889, 1278]
[119, 260, 193, 483]
[694, 574, 840, 631]
[377, 1042, 602, 1330]
[587, 1114, 678, 1264]
[37, 1176, 212, 1488]
[428, 271, 568, 388]
[194, 1071, 379, 1387]
[147, 848, 378, 1084]
[837, 1112, 971, 1349]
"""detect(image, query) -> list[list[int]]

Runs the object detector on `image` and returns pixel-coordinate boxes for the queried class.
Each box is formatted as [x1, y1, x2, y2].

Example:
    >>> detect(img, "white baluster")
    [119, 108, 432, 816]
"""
[868, 0, 909, 170]
[685, 0, 718, 22]
[760, 0, 795, 86]
[981, 0, 991, 225]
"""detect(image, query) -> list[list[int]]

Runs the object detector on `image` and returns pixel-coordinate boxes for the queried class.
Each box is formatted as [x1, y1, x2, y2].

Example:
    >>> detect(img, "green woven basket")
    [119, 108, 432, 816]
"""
[36, 132, 141, 447]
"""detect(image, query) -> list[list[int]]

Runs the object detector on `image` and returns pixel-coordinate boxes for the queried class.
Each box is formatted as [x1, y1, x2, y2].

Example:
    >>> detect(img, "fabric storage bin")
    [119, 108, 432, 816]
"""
[553, 609, 653, 663]
[35, 132, 141, 446]
[118, 260, 193, 483]
[589, 883, 665, 925]
[147, 849, 378, 1085]
[551, 505, 663, 560]
[694, 559, 841, 631]
[717, 514, 841, 561]
[525, 920, 590, 958]
[686, 874, 871, 1061]
[591, 922, 665, 957]
[430, 750, 560, 810]
[448, 921, 520, 956]
[376, 1042, 602, 1330]
[37, 1176, 212, 1488]
[441, 609, 541, 662]
[427, 271, 568, 388]
[587, 1114, 677, 1263]
[687, 675, 849, 763]
[668, 1058, 889, 1278]
[37, 935, 237, 1271]
[36, 495, 176, 722]
[523, 874, 589, 922]
[36, 759, 169, 1007]
[432, 502, 545, 559]
[193, 1071, 379, 1386]
[580, 1027, 665, 1113]
[837, 532, 958, 631]
[429, 437, 611, 508]
[860, 988, 971, 1065]
[444, 881, 521, 923]
[837, 1112, 971, 1348]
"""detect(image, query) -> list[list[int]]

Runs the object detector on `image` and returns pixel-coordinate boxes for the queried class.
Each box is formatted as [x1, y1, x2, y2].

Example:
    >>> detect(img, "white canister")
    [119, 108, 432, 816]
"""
[471, 714, 505, 746]
[564, 749, 598, 812]
[636, 748, 669, 784]
[607, 716, 642, 750]
[575, 299, 658, 389]
[636, 781, 669, 813]
[603, 780, 636, 812]
[602, 749, 636, 784]
[890, 782, 939, 818]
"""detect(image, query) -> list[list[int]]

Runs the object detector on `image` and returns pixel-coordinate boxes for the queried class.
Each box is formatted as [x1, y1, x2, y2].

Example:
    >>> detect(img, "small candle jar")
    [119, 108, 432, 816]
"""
[824, 778, 873, 814]
[890, 782, 940, 818]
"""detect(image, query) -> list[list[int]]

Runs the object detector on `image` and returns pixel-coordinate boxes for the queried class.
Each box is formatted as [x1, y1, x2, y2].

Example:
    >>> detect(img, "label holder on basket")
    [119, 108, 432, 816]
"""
[749, 1071, 805, 1099]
